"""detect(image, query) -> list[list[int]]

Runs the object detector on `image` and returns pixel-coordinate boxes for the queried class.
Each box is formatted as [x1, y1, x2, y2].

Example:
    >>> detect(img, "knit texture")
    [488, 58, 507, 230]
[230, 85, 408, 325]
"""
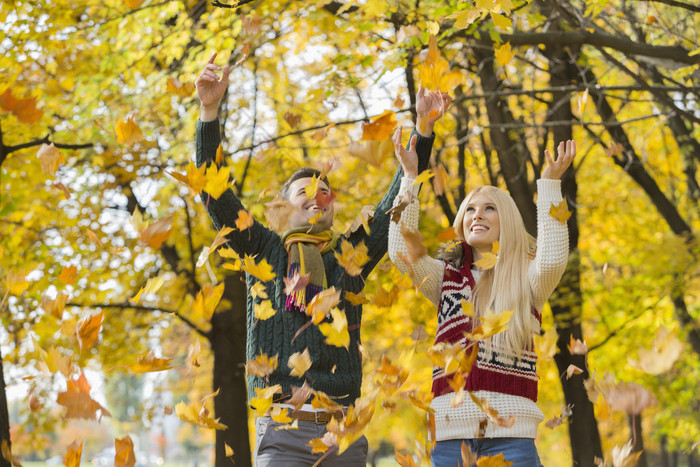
[197, 119, 435, 405]
[388, 177, 569, 439]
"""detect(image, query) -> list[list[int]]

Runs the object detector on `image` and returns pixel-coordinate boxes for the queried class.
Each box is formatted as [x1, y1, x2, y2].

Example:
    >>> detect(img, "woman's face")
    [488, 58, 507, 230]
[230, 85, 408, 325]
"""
[463, 192, 500, 253]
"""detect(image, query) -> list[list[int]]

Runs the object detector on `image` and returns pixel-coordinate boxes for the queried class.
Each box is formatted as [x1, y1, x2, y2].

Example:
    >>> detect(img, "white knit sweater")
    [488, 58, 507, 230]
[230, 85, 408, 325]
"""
[388, 177, 569, 440]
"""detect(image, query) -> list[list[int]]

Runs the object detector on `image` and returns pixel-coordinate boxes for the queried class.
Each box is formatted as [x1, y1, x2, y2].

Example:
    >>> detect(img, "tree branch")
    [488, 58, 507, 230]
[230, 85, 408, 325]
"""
[211, 0, 257, 8]
[632, 0, 700, 12]
[4, 135, 94, 155]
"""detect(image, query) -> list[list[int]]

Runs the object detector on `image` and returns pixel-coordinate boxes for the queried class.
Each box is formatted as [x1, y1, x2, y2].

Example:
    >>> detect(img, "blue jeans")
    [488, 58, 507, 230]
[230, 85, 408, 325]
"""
[432, 438, 543, 467]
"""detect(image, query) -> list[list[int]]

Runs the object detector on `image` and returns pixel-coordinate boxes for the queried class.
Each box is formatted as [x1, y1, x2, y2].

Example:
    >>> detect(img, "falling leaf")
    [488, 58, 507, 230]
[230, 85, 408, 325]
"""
[605, 143, 624, 158]
[395, 451, 419, 467]
[37, 143, 64, 177]
[86, 229, 105, 249]
[254, 300, 277, 321]
[215, 144, 224, 165]
[55, 181, 72, 199]
[462, 300, 476, 318]
[129, 350, 179, 373]
[245, 352, 279, 378]
[491, 13, 512, 31]
[234, 209, 255, 231]
[432, 164, 448, 195]
[188, 339, 202, 367]
[288, 349, 313, 377]
[544, 404, 574, 429]
[476, 453, 513, 466]
[166, 77, 195, 98]
[411, 169, 435, 187]
[549, 199, 571, 223]
[400, 224, 428, 262]
[628, 326, 684, 375]
[310, 124, 334, 141]
[606, 381, 658, 415]
[566, 364, 584, 379]
[428, 342, 478, 375]
[130, 275, 165, 304]
[387, 191, 413, 223]
[611, 440, 642, 467]
[534, 327, 558, 361]
[138, 216, 173, 249]
[5, 270, 29, 295]
[34, 338, 73, 376]
[466, 309, 513, 341]
[250, 282, 268, 300]
[288, 382, 314, 410]
[394, 96, 406, 108]
[270, 406, 293, 423]
[362, 110, 397, 141]
[345, 291, 369, 306]
[283, 112, 301, 129]
[474, 241, 499, 269]
[469, 392, 516, 428]
[410, 325, 429, 342]
[241, 255, 276, 281]
[63, 440, 82, 467]
[284, 273, 310, 296]
[0, 88, 43, 124]
[334, 240, 370, 276]
[203, 164, 231, 199]
[1, 440, 21, 467]
[225, 443, 234, 457]
[57, 373, 111, 420]
[461, 441, 478, 466]
[123, 0, 146, 8]
[307, 287, 341, 324]
[494, 42, 515, 67]
[192, 283, 225, 321]
[76, 311, 104, 352]
[115, 435, 136, 467]
[318, 308, 350, 348]
[41, 292, 68, 320]
[373, 285, 399, 308]
[167, 162, 207, 195]
[348, 139, 393, 167]
[115, 114, 144, 145]
[58, 265, 79, 285]
[264, 196, 295, 233]
[197, 226, 236, 267]
[396, 25, 420, 43]
[304, 174, 320, 199]
[567, 335, 588, 355]
[452, 9, 482, 29]
[578, 88, 589, 115]
[417, 34, 464, 92]
[249, 385, 282, 417]
[242, 14, 262, 34]
[175, 398, 228, 430]
[309, 437, 332, 454]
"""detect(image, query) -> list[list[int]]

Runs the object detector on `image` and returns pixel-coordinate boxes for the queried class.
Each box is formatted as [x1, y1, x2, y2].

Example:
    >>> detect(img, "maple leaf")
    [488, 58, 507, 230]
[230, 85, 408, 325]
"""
[192, 283, 225, 321]
[203, 164, 231, 199]
[115, 114, 144, 145]
[387, 191, 412, 223]
[566, 364, 584, 379]
[373, 285, 399, 308]
[215, 143, 224, 165]
[567, 335, 588, 355]
[308, 436, 332, 454]
[5, 269, 29, 295]
[130, 275, 165, 304]
[288, 381, 314, 410]
[417, 35, 464, 92]
[175, 397, 228, 430]
[283, 111, 301, 129]
[288, 348, 312, 377]
[250, 282, 268, 300]
[395, 451, 419, 467]
[461, 441, 478, 467]
[235, 209, 255, 231]
[166, 77, 195, 98]
[494, 42, 515, 66]
[628, 325, 684, 375]
[76, 311, 104, 352]
[41, 291, 68, 319]
[348, 139, 393, 167]
[241, 255, 276, 281]
[544, 404, 574, 429]
[611, 440, 642, 467]
[451, 8, 482, 29]
[400, 224, 428, 262]
[476, 453, 513, 467]
[284, 272, 310, 296]
[606, 381, 658, 415]
[307, 287, 341, 324]
[491, 12, 512, 31]
[34, 338, 73, 376]
[410, 325, 429, 341]
[115, 435, 136, 467]
[264, 196, 295, 233]
[432, 164, 448, 196]
[474, 241, 500, 269]
[56, 373, 111, 420]
[63, 441, 82, 467]
[0, 88, 43, 124]
[605, 142, 624, 158]
[58, 265, 79, 285]
[197, 226, 236, 267]
[466, 309, 513, 341]
[168, 161, 207, 195]
[86, 228, 105, 249]
[270, 406, 293, 423]
[469, 392, 516, 428]
[334, 240, 370, 276]
[129, 350, 179, 373]
[304, 174, 320, 199]
[318, 308, 350, 348]
[534, 327, 559, 362]
[344, 291, 369, 306]
[428, 342, 478, 375]
[37, 143, 64, 177]
[411, 169, 435, 187]
[138, 216, 173, 249]
[254, 300, 277, 321]
[549, 199, 571, 223]
[249, 385, 282, 417]
[188, 338, 202, 367]
[362, 110, 397, 141]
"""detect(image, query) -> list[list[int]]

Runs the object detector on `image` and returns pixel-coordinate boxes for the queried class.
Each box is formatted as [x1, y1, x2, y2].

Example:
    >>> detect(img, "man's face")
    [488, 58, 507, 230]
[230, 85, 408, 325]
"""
[285, 177, 335, 229]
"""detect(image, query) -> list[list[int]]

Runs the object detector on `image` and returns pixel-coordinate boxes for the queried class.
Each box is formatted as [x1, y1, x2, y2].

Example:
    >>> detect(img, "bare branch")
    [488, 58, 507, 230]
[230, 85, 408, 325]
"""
[632, 0, 700, 12]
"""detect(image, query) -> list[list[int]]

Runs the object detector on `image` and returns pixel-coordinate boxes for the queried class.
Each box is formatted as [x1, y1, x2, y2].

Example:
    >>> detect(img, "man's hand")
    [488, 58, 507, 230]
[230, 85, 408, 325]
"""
[196, 52, 230, 122]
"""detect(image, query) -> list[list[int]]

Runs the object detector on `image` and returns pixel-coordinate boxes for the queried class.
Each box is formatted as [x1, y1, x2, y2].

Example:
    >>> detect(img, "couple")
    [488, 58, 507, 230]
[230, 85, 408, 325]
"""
[195, 52, 575, 467]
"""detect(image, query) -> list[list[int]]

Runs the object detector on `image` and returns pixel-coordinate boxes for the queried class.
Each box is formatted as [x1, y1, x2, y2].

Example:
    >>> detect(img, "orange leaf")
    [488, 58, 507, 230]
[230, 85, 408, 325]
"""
[432, 164, 448, 196]
[344, 291, 368, 306]
[1, 89, 43, 124]
[308, 437, 331, 454]
[1, 439, 21, 467]
[192, 283, 225, 321]
[58, 265, 79, 285]
[63, 441, 82, 467]
[284, 112, 301, 129]
[348, 139, 393, 167]
[250, 385, 282, 417]
[41, 292, 68, 320]
[245, 352, 279, 378]
[56, 373, 111, 420]
[473, 241, 499, 270]
[139, 216, 173, 249]
[215, 144, 224, 165]
[166, 77, 195, 98]
[361, 110, 397, 141]
[395, 451, 419, 467]
[469, 392, 515, 428]
[115, 114, 144, 146]
[264, 196, 295, 233]
[437, 226, 457, 242]
[334, 240, 370, 276]
[86, 229, 105, 248]
[37, 143, 64, 176]
[549, 199, 571, 223]
[236, 210, 255, 231]
[129, 350, 179, 373]
[476, 453, 513, 466]
[373, 285, 399, 308]
[399, 224, 428, 262]
[76, 311, 104, 352]
[115, 435, 136, 467]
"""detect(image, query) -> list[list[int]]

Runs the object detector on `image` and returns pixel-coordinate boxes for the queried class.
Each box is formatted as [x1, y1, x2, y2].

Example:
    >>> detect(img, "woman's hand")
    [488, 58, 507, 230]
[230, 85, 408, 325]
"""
[542, 140, 576, 180]
[196, 52, 230, 122]
[415, 86, 452, 137]
[393, 125, 418, 179]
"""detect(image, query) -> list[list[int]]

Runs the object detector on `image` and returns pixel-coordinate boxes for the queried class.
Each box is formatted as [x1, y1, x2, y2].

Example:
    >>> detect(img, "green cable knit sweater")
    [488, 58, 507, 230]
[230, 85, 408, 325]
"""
[196, 118, 434, 405]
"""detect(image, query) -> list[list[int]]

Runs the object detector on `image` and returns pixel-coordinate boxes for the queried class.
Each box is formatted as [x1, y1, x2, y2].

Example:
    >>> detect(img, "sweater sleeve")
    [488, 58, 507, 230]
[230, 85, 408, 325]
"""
[388, 177, 445, 306]
[196, 119, 281, 257]
[347, 130, 436, 280]
[529, 179, 570, 310]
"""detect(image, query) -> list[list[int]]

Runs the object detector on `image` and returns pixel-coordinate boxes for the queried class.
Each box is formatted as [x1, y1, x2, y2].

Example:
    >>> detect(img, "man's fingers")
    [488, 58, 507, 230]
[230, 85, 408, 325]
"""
[221, 64, 230, 85]
[409, 134, 418, 151]
[207, 52, 218, 64]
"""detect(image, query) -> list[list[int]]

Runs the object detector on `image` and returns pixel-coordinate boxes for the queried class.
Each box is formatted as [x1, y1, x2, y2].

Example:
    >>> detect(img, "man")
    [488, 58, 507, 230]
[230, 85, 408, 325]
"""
[195, 52, 450, 466]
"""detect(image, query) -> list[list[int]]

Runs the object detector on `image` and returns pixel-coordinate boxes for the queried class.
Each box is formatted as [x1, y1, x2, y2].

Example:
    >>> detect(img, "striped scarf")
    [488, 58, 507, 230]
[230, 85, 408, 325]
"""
[282, 227, 337, 312]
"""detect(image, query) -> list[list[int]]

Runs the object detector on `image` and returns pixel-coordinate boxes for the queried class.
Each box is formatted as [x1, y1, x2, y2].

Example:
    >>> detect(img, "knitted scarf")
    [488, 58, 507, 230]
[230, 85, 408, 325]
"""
[282, 226, 337, 312]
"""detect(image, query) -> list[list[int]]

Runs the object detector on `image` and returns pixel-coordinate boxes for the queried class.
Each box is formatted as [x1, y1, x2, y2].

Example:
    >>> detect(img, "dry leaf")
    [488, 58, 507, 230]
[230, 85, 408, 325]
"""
[225, 443, 234, 457]
[288, 348, 312, 377]
[1, 440, 21, 467]
[318, 308, 350, 348]
[432, 164, 448, 196]
[437, 226, 457, 242]
[566, 364, 584, 379]
[334, 240, 370, 276]
[469, 392, 516, 428]
[362, 110, 397, 141]
[245, 353, 279, 378]
[166, 77, 195, 98]
[466, 309, 513, 341]
[607, 381, 658, 415]
[56, 373, 111, 420]
[138, 216, 173, 249]
[544, 404, 573, 429]
[549, 199, 571, 223]
[284, 272, 310, 296]
[115, 114, 144, 145]
[58, 265, 79, 285]
[628, 326, 683, 375]
[115, 435, 136, 467]
[188, 339, 202, 367]
[76, 311, 104, 352]
[344, 291, 369, 306]
[63, 440, 82, 467]
[129, 350, 178, 373]
[395, 451, 419, 467]
[283, 112, 301, 129]
[567, 335, 588, 355]
[399, 224, 428, 262]
[348, 139, 393, 168]
[37, 143, 64, 176]
[611, 440, 642, 467]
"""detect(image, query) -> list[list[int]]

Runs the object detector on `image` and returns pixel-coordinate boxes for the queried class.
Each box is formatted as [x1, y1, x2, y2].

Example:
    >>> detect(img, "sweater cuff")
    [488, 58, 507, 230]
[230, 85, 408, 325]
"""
[537, 179, 563, 202]
[399, 176, 420, 197]
[197, 118, 222, 152]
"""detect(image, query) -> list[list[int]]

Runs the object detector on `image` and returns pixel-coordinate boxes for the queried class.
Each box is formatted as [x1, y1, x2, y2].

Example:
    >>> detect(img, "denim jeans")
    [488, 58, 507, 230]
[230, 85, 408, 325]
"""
[431, 438, 543, 467]
[253, 416, 368, 467]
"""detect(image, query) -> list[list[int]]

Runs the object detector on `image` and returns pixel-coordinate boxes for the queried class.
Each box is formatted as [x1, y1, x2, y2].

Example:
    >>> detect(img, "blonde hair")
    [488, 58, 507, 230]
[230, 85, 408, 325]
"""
[453, 186, 538, 354]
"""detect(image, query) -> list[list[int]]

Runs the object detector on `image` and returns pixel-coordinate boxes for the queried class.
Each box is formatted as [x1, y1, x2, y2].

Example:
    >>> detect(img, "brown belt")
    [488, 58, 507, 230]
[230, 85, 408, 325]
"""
[288, 409, 344, 424]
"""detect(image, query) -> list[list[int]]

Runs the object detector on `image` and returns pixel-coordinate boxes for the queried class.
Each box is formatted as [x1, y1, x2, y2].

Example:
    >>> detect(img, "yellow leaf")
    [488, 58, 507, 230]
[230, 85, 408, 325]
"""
[246, 352, 279, 377]
[174, 399, 228, 430]
[254, 300, 277, 320]
[491, 12, 512, 31]
[452, 9, 482, 29]
[166, 77, 195, 98]
[236, 210, 255, 231]
[577, 88, 589, 115]
[334, 240, 370, 276]
[37, 143, 64, 176]
[534, 327, 558, 361]
[411, 169, 434, 187]
[309, 437, 332, 454]
[5, 270, 29, 295]
[426, 21, 440, 35]
[270, 406, 293, 423]
[318, 308, 350, 348]
[466, 309, 513, 341]
[225, 443, 234, 457]
[361, 110, 397, 141]
[115, 114, 144, 145]
[288, 348, 312, 377]
[58, 265, 79, 285]
[204, 164, 231, 199]
[348, 139, 393, 168]
[76, 311, 104, 352]
[307, 287, 341, 324]
[241, 255, 277, 281]
[345, 291, 369, 306]
[250, 385, 282, 417]
[476, 453, 513, 466]
[215, 144, 224, 165]
[373, 285, 399, 308]
[461, 300, 476, 318]
[129, 350, 179, 373]
[494, 42, 515, 67]
[628, 326, 684, 375]
[304, 174, 320, 199]
[63, 441, 82, 467]
[130, 275, 165, 304]
[123, 0, 145, 8]
[250, 282, 268, 300]
[192, 283, 225, 321]
[188, 338, 202, 367]
[395, 451, 419, 467]
[549, 199, 571, 223]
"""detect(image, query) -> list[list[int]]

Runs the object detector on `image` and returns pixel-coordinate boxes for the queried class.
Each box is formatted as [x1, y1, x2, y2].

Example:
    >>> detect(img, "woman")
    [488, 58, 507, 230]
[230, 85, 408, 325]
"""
[388, 127, 575, 466]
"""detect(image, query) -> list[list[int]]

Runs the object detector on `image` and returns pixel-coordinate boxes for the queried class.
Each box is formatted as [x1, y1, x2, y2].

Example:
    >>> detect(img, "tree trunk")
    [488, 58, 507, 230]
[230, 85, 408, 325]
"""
[0, 347, 11, 467]
[629, 414, 647, 467]
[212, 271, 251, 467]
